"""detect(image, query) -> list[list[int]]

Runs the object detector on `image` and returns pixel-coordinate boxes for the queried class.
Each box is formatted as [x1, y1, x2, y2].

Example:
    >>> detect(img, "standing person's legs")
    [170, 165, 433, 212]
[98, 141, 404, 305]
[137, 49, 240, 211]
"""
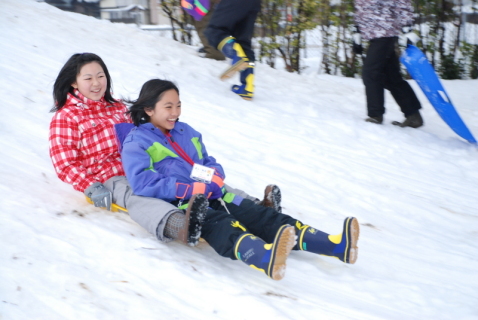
[204, 0, 250, 81]
[205, 0, 244, 49]
[193, 0, 225, 60]
[224, 0, 260, 99]
[230, 0, 260, 62]
[362, 38, 391, 119]
[384, 38, 422, 117]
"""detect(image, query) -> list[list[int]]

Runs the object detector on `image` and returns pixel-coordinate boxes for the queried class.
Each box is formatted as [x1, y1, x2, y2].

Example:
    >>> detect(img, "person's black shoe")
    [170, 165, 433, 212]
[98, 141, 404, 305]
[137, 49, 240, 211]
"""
[197, 47, 206, 58]
[365, 116, 383, 124]
[392, 112, 423, 128]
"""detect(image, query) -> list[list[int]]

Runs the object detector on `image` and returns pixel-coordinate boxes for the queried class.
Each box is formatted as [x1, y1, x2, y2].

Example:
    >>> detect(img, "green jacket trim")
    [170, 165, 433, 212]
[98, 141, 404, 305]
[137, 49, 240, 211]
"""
[191, 137, 203, 160]
[145, 142, 178, 171]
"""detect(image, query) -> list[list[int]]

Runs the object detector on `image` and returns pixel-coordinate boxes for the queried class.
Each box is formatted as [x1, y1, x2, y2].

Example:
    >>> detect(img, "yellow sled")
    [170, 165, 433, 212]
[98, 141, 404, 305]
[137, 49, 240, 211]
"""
[85, 196, 128, 214]
[85, 196, 208, 244]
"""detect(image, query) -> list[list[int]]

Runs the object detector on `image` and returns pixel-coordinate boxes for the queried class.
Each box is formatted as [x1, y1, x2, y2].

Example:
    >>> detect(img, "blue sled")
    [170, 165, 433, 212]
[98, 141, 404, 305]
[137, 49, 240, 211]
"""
[400, 44, 477, 144]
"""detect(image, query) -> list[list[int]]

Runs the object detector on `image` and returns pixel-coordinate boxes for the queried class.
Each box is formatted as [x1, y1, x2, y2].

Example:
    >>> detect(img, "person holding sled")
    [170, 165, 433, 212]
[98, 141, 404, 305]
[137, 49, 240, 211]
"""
[353, 0, 423, 128]
[48, 53, 282, 247]
[120, 78, 360, 281]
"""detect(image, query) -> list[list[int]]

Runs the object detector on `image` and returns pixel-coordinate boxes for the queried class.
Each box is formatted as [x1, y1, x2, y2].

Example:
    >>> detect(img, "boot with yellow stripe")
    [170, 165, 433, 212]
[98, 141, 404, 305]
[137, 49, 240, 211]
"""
[218, 36, 250, 81]
[296, 217, 360, 264]
[231, 63, 254, 100]
[234, 224, 296, 280]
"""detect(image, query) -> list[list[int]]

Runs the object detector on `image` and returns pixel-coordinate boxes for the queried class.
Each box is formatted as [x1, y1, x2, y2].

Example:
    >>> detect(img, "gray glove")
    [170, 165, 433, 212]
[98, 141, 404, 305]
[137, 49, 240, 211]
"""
[84, 182, 112, 211]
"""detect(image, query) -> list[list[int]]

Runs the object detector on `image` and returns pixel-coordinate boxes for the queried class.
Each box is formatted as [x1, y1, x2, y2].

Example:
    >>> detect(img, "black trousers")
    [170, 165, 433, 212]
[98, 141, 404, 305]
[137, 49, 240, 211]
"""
[362, 37, 421, 118]
[201, 198, 299, 260]
[204, 0, 261, 61]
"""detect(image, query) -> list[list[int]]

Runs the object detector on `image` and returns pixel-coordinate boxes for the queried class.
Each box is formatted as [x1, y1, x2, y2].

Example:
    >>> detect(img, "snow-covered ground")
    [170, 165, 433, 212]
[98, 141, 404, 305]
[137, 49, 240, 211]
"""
[1, 1, 477, 319]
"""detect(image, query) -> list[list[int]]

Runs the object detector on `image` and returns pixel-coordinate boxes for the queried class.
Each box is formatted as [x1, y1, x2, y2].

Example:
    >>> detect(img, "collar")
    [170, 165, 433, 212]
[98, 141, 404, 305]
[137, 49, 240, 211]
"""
[140, 122, 185, 137]
[67, 90, 108, 109]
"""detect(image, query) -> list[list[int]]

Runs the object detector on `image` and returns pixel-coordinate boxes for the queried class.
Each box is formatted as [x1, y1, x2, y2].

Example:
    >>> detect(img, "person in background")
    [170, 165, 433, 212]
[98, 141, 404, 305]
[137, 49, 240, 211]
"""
[48, 53, 281, 248]
[120, 78, 360, 281]
[190, 0, 225, 61]
[183, 0, 259, 100]
[353, 0, 423, 128]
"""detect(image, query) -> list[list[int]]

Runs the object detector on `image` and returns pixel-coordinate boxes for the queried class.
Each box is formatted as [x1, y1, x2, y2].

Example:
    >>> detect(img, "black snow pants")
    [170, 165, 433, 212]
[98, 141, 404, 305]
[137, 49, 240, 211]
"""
[204, 0, 261, 62]
[362, 37, 421, 118]
[200, 195, 299, 260]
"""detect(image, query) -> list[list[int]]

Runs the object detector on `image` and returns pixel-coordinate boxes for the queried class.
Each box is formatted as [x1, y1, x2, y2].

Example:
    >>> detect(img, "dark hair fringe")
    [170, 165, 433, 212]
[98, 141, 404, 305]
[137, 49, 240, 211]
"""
[50, 53, 117, 112]
[125, 79, 179, 127]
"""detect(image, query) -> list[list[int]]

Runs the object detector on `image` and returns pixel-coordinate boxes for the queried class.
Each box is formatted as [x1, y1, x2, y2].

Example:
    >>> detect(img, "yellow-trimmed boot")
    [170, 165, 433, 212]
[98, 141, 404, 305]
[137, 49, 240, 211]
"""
[234, 225, 296, 280]
[218, 36, 250, 81]
[231, 63, 254, 100]
[297, 217, 360, 264]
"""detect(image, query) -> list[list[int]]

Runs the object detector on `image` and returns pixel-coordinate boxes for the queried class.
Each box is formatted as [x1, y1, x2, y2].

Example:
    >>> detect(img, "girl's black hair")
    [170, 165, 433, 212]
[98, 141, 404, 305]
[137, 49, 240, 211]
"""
[50, 53, 117, 112]
[126, 79, 180, 126]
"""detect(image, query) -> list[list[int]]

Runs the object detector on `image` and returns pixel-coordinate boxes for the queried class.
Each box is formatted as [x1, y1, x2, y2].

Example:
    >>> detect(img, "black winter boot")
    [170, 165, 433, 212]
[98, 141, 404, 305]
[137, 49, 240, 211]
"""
[164, 194, 208, 246]
[392, 112, 423, 128]
[365, 116, 383, 124]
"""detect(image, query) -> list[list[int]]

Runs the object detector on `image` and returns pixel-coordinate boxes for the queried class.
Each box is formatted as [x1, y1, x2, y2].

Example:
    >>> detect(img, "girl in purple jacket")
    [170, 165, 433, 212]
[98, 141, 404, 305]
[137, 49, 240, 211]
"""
[121, 79, 360, 281]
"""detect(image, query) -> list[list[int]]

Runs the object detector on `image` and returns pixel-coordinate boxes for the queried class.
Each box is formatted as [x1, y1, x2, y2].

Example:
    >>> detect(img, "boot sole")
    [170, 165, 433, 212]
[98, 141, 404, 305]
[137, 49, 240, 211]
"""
[239, 95, 253, 101]
[177, 194, 208, 246]
[344, 217, 360, 264]
[260, 184, 282, 213]
[391, 120, 423, 128]
[220, 60, 249, 81]
[269, 225, 296, 280]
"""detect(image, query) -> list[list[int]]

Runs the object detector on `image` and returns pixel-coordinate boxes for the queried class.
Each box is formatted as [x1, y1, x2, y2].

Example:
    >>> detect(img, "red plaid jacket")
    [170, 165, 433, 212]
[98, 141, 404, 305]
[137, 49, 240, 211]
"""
[49, 90, 132, 192]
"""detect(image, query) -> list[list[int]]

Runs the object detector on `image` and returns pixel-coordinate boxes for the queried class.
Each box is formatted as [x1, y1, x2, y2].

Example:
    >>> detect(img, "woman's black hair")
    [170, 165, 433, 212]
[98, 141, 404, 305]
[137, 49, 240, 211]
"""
[50, 53, 117, 112]
[126, 79, 180, 126]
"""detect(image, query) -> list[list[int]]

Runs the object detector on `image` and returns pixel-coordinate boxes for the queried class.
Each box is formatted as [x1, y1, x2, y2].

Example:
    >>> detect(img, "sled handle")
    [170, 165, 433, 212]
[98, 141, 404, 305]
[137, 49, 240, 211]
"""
[437, 90, 450, 104]
[85, 196, 128, 213]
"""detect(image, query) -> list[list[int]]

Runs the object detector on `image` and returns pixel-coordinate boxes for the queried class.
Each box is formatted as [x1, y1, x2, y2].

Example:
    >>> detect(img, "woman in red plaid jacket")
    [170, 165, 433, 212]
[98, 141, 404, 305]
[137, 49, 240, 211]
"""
[48, 53, 280, 246]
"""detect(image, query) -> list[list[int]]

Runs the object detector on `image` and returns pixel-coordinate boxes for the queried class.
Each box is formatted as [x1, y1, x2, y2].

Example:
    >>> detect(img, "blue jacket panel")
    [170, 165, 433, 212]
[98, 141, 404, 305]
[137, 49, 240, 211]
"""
[121, 122, 225, 201]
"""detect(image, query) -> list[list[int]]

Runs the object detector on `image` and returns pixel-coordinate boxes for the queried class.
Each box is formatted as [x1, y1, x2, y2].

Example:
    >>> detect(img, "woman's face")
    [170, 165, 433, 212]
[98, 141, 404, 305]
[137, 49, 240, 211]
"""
[146, 89, 181, 134]
[72, 61, 107, 101]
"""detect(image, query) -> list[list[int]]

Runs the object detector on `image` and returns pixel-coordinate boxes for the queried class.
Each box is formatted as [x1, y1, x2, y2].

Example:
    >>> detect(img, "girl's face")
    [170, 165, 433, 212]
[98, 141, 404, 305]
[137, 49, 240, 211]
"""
[146, 89, 181, 134]
[71, 61, 107, 101]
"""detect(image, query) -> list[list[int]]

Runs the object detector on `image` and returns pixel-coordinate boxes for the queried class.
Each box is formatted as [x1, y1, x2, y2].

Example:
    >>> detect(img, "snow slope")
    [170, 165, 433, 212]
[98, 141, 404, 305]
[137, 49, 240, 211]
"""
[1, 1, 477, 319]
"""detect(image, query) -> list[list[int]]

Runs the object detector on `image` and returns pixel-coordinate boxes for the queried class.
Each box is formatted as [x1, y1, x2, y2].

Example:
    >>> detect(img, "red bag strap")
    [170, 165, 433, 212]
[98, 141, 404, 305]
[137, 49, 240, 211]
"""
[165, 132, 195, 166]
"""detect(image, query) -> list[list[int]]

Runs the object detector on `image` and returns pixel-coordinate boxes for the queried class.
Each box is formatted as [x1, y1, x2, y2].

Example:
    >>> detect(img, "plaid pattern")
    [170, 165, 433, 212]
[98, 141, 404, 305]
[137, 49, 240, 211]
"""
[354, 0, 414, 41]
[49, 90, 132, 192]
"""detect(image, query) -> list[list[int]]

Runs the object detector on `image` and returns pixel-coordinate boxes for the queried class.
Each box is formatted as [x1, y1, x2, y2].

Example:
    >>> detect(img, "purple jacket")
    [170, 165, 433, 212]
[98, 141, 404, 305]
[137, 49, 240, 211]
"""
[354, 0, 414, 40]
[121, 122, 224, 202]
[182, 0, 210, 21]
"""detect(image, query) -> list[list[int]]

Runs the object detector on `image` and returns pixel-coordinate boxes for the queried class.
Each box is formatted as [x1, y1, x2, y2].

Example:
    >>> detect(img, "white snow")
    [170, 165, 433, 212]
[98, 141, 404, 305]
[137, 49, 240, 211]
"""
[1, 1, 478, 319]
